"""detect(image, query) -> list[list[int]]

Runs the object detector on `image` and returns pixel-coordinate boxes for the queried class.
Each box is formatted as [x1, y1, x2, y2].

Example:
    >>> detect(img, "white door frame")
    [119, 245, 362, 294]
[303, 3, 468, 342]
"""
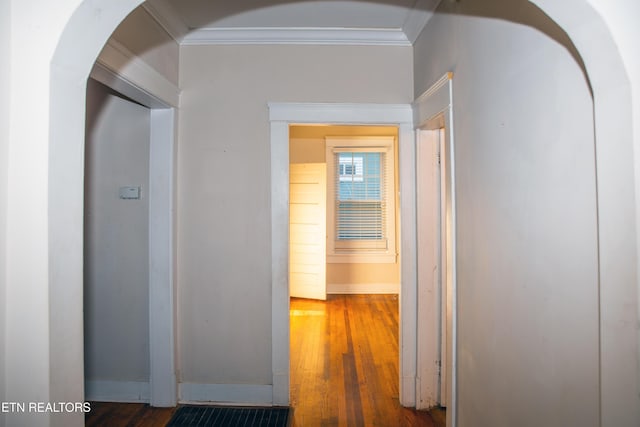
[268, 102, 416, 406]
[89, 62, 178, 406]
[414, 73, 457, 426]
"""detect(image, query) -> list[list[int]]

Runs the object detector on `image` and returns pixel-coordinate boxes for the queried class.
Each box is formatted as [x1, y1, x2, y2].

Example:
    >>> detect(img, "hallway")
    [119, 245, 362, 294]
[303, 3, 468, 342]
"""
[5, 2, 640, 425]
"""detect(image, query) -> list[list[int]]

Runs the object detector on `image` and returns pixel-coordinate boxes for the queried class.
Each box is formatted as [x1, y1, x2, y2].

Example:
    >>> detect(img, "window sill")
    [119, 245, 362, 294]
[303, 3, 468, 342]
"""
[327, 253, 397, 264]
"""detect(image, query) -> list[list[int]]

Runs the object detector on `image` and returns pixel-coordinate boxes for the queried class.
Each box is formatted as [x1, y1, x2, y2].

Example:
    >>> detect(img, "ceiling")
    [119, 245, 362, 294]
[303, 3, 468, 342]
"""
[142, 0, 442, 46]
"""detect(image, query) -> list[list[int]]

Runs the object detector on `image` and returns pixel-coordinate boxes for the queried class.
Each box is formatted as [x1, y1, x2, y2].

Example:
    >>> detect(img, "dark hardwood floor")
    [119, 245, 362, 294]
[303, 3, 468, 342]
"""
[85, 295, 444, 426]
[85, 402, 176, 426]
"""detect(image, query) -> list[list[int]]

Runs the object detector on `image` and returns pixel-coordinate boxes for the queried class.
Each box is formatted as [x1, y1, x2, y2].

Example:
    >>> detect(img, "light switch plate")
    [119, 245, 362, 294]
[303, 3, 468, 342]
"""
[119, 186, 141, 200]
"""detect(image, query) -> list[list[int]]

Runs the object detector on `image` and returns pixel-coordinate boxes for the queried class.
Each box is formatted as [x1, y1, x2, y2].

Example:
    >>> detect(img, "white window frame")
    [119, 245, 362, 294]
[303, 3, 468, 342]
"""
[326, 136, 397, 264]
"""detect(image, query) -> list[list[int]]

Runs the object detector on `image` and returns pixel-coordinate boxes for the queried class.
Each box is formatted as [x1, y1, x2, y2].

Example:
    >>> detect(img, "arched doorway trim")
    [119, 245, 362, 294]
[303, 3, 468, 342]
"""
[39, 2, 639, 426]
[48, 3, 146, 426]
[528, 1, 639, 424]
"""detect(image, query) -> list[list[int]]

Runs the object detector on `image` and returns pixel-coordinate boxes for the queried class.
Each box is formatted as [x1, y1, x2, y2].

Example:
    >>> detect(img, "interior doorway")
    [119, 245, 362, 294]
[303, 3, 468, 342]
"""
[413, 73, 456, 426]
[287, 123, 404, 421]
[83, 60, 178, 406]
[84, 79, 152, 402]
[268, 102, 417, 406]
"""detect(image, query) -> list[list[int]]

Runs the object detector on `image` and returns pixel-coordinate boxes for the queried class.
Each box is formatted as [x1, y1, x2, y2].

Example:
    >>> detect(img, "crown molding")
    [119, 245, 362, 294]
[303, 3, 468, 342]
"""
[402, 0, 442, 43]
[92, 38, 180, 108]
[142, 0, 189, 43]
[141, 0, 441, 46]
[180, 27, 412, 46]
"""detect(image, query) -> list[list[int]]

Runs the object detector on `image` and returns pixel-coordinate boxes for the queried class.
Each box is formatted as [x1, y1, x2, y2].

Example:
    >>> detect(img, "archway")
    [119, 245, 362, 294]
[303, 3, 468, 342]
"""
[38, 1, 639, 426]
[528, 3, 638, 422]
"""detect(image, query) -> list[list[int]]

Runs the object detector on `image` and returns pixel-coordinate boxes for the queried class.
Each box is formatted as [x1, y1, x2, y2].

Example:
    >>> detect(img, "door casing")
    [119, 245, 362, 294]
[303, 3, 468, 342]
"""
[414, 73, 457, 427]
[88, 64, 178, 407]
[268, 102, 417, 406]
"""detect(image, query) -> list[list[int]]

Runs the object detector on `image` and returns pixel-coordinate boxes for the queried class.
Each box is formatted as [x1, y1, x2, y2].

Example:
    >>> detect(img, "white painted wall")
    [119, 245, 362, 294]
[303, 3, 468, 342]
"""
[4, 0, 84, 425]
[0, 2, 10, 424]
[84, 79, 151, 394]
[177, 44, 413, 386]
[414, 1, 604, 426]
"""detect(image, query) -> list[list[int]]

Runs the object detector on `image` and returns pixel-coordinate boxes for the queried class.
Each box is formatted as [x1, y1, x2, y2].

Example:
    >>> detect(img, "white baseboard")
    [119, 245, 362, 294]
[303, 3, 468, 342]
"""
[401, 375, 417, 407]
[327, 283, 399, 294]
[179, 383, 274, 406]
[272, 373, 289, 406]
[85, 380, 150, 403]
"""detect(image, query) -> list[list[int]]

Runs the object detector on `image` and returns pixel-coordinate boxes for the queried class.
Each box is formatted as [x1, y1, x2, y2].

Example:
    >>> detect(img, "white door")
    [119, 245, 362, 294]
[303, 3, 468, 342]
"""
[289, 163, 327, 300]
[416, 127, 449, 409]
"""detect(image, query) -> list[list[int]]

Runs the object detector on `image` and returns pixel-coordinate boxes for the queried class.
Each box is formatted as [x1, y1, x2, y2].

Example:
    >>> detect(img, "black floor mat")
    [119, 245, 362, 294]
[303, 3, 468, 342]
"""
[167, 405, 290, 427]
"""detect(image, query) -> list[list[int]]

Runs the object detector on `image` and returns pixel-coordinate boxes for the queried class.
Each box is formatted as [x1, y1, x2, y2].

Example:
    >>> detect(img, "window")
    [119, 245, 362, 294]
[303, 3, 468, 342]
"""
[338, 155, 364, 182]
[336, 152, 383, 241]
[326, 136, 396, 263]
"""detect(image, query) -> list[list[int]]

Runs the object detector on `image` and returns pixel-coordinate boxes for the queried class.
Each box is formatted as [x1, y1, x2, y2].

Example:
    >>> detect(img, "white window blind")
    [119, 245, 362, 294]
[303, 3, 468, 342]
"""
[325, 136, 396, 263]
[333, 151, 388, 249]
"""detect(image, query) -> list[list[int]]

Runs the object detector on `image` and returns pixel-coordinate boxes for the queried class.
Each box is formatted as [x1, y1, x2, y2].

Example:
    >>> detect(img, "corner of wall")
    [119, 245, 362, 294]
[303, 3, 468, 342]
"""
[0, 0, 11, 421]
[109, 5, 180, 87]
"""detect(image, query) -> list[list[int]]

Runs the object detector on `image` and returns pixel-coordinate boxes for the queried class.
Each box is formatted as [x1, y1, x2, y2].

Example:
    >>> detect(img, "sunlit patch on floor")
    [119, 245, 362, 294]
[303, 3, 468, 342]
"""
[289, 309, 325, 316]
